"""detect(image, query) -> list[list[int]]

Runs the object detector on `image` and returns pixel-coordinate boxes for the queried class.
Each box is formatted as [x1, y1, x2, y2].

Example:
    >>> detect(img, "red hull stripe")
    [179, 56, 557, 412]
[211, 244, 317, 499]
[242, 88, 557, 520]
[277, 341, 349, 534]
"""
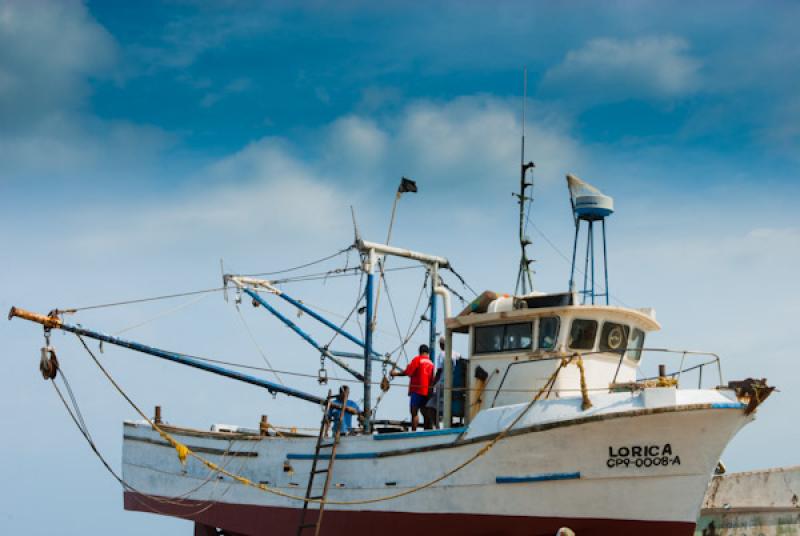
[124, 492, 696, 536]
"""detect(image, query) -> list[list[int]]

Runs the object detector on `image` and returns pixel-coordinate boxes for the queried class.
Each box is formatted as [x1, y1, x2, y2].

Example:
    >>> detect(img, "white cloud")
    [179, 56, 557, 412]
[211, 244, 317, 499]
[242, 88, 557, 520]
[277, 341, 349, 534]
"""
[321, 116, 388, 177]
[29, 96, 581, 269]
[542, 36, 701, 102]
[0, 0, 116, 128]
[394, 96, 581, 185]
[0, 1, 173, 184]
[68, 138, 354, 254]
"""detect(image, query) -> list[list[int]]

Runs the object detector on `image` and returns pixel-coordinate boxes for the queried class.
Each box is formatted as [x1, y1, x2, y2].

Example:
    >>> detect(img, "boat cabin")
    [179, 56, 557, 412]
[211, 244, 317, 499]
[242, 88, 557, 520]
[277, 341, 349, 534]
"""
[445, 291, 660, 422]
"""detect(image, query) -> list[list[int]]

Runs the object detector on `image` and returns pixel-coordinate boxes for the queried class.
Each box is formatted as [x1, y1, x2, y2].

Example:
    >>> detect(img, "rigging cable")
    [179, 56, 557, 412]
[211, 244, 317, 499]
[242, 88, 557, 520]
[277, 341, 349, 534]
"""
[113, 294, 209, 336]
[445, 265, 478, 298]
[56, 287, 226, 314]
[234, 304, 284, 385]
[50, 369, 222, 515]
[524, 214, 632, 308]
[241, 245, 355, 277]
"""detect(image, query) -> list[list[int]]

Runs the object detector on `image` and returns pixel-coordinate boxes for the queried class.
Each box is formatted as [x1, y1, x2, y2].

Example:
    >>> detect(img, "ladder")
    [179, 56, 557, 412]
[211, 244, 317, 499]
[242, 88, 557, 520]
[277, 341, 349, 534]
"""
[296, 388, 349, 536]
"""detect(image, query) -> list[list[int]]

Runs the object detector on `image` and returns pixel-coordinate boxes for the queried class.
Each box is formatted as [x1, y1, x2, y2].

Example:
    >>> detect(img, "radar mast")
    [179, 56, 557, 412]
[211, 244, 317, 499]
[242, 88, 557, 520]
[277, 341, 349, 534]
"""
[514, 68, 536, 296]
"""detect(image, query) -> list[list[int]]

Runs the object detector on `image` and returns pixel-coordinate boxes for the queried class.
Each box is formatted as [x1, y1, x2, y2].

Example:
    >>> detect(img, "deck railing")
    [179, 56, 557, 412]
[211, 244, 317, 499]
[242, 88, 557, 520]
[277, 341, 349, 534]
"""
[611, 347, 723, 389]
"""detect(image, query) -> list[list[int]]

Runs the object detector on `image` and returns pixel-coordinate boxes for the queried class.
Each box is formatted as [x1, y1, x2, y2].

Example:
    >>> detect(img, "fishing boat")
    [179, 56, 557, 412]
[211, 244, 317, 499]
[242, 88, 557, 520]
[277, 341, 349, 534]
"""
[8, 157, 773, 535]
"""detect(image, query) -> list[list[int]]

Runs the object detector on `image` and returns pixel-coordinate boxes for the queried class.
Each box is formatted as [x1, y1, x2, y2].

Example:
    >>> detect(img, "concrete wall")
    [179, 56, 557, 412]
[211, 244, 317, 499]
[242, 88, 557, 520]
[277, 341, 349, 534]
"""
[696, 466, 800, 535]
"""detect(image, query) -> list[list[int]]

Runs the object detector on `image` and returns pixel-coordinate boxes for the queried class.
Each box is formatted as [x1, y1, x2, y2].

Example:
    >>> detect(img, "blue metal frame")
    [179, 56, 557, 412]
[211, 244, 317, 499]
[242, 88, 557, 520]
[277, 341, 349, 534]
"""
[363, 272, 375, 432]
[602, 219, 609, 305]
[242, 287, 365, 381]
[52, 320, 334, 407]
[569, 217, 611, 305]
[329, 350, 385, 363]
[274, 290, 380, 358]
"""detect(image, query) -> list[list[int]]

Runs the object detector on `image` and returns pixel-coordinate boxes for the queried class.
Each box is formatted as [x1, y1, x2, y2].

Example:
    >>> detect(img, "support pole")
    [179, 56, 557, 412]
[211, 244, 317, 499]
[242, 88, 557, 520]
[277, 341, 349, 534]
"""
[429, 263, 438, 372]
[569, 222, 580, 292]
[363, 251, 376, 433]
[589, 220, 595, 305]
[582, 221, 591, 304]
[602, 218, 610, 305]
[443, 328, 453, 428]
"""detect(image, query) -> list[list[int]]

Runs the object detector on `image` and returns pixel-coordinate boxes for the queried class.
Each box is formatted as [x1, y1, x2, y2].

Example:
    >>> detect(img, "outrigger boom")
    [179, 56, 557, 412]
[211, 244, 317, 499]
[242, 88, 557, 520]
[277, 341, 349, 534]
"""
[9, 239, 454, 429]
[7, 306, 359, 415]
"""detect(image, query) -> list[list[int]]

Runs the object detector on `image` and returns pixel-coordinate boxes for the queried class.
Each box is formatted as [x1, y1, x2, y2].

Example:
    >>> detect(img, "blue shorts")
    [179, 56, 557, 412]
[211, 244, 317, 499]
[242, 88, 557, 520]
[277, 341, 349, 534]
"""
[410, 392, 428, 411]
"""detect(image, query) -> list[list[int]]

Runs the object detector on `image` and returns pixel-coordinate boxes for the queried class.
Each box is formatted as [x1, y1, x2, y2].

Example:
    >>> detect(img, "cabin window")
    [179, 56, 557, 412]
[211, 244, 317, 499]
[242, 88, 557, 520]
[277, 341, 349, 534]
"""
[627, 328, 646, 362]
[568, 319, 598, 350]
[599, 322, 630, 353]
[537, 316, 560, 350]
[474, 322, 533, 354]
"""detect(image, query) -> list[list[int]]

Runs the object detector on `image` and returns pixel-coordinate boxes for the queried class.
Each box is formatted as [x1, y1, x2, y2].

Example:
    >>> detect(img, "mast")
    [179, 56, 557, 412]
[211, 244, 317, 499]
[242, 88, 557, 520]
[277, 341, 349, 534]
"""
[515, 67, 536, 296]
[356, 239, 451, 433]
[362, 250, 375, 433]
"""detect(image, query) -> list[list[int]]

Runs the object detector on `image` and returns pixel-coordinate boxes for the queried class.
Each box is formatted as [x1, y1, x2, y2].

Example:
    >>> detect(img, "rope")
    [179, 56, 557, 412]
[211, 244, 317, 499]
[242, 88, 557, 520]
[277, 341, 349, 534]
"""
[76, 331, 581, 506]
[438, 278, 467, 305]
[445, 265, 478, 298]
[234, 304, 283, 385]
[378, 270, 410, 365]
[575, 356, 593, 411]
[51, 368, 224, 515]
[113, 294, 209, 336]
[241, 246, 355, 277]
[267, 264, 422, 286]
[55, 287, 226, 314]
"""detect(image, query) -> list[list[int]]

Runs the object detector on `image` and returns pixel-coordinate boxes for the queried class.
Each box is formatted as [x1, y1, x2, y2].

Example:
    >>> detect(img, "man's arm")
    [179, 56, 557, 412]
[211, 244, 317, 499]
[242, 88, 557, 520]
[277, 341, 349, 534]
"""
[391, 356, 418, 377]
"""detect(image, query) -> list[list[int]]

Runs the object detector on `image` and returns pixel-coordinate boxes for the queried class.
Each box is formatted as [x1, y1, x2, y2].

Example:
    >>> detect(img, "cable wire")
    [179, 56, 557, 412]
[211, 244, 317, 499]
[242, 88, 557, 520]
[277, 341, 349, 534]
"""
[241, 245, 355, 277]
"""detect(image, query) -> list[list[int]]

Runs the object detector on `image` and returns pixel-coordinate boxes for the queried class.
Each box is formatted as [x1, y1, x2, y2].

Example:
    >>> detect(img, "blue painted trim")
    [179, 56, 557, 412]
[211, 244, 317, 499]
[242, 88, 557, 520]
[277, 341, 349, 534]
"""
[711, 402, 745, 409]
[287, 452, 378, 461]
[496, 472, 580, 484]
[373, 427, 466, 441]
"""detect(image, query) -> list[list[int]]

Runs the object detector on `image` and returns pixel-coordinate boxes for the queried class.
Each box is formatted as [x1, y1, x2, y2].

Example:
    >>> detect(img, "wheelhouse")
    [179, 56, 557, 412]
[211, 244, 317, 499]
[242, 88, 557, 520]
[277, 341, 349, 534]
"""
[445, 292, 660, 422]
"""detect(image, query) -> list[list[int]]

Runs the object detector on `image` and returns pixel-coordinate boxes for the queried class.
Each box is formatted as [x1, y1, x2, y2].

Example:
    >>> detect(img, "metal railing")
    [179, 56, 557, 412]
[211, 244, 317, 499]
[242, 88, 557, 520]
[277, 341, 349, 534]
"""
[611, 347, 723, 389]
[487, 347, 724, 406]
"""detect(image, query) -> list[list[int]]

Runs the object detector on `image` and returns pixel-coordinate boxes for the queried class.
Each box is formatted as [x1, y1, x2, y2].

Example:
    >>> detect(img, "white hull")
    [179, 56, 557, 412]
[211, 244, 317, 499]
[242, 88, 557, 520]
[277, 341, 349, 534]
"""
[122, 388, 751, 534]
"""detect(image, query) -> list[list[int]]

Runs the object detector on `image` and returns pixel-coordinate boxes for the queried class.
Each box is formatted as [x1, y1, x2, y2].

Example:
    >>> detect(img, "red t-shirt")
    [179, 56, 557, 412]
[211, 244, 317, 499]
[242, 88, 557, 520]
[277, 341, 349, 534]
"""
[404, 354, 434, 396]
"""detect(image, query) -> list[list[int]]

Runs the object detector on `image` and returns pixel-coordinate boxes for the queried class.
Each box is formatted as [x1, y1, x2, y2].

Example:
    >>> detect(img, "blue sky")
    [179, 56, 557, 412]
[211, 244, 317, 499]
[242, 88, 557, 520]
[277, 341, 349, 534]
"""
[2, 1, 799, 534]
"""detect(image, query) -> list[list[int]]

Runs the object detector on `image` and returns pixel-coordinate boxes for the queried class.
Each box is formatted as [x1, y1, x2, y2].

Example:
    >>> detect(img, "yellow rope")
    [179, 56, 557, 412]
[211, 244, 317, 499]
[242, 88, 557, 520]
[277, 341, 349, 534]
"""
[80, 334, 583, 507]
[575, 356, 593, 411]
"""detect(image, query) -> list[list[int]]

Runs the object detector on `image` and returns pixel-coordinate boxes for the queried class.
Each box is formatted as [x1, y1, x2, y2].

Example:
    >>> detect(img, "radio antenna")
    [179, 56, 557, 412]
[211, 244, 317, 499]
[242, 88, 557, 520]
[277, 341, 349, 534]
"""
[514, 67, 536, 295]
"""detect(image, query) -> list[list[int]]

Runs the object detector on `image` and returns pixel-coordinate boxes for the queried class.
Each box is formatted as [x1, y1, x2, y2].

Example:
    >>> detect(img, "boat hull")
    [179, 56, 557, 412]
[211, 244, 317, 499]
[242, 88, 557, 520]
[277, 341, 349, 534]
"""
[122, 391, 751, 535]
[125, 492, 696, 536]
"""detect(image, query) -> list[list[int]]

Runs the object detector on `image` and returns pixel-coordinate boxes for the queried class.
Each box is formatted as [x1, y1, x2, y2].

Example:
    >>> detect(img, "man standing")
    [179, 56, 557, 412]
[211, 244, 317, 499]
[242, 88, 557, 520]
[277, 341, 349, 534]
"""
[391, 344, 435, 431]
[425, 336, 462, 427]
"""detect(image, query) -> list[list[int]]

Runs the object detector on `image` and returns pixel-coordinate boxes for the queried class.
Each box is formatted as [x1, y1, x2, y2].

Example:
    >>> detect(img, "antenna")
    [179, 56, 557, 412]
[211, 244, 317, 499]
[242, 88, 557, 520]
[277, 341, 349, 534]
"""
[566, 174, 614, 304]
[514, 67, 536, 296]
[350, 205, 362, 245]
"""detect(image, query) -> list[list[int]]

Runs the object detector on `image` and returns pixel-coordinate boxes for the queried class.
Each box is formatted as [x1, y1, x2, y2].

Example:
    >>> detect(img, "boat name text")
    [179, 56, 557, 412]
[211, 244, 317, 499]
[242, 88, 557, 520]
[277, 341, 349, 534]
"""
[606, 443, 681, 469]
